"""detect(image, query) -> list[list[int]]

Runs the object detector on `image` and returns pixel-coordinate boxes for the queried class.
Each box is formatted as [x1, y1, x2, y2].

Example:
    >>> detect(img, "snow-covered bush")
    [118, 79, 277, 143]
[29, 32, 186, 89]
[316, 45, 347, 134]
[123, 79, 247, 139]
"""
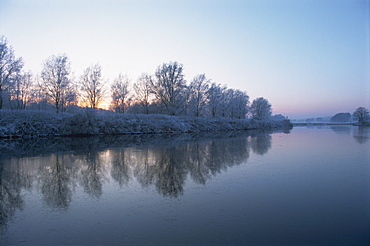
[0, 110, 65, 137]
[64, 110, 100, 135]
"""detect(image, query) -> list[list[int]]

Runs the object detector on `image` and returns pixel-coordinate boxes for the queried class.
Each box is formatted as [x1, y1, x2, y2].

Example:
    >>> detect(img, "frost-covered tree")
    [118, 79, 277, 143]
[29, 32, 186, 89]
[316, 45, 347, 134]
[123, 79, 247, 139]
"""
[250, 97, 272, 120]
[151, 62, 187, 115]
[188, 74, 210, 117]
[41, 54, 71, 113]
[219, 88, 231, 117]
[226, 89, 249, 119]
[111, 74, 130, 113]
[207, 87, 249, 119]
[270, 114, 286, 121]
[0, 36, 24, 109]
[80, 64, 105, 109]
[206, 83, 226, 117]
[353, 107, 369, 125]
[133, 73, 153, 114]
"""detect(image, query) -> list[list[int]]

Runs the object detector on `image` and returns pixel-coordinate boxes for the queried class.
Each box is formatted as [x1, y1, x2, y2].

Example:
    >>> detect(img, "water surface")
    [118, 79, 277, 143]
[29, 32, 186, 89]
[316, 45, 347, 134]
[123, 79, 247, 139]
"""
[1, 126, 369, 245]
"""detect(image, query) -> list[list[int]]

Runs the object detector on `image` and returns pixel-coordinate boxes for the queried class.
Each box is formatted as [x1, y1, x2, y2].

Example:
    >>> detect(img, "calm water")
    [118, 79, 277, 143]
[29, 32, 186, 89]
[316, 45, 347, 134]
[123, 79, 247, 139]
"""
[0, 126, 369, 245]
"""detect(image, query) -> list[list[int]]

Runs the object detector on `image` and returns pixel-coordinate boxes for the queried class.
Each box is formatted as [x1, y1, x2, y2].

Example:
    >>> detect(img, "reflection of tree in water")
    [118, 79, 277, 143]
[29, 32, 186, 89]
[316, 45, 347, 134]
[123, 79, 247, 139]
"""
[79, 153, 103, 198]
[353, 126, 370, 144]
[0, 130, 276, 223]
[249, 133, 272, 155]
[133, 148, 156, 188]
[39, 154, 74, 210]
[0, 160, 29, 232]
[194, 138, 250, 178]
[154, 148, 187, 198]
[111, 150, 131, 187]
[330, 126, 351, 134]
[130, 137, 253, 197]
[187, 142, 212, 185]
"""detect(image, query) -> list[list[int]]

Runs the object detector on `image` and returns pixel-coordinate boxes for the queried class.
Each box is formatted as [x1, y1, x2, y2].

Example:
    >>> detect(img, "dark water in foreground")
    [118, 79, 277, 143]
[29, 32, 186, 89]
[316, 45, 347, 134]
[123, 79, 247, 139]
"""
[0, 126, 369, 245]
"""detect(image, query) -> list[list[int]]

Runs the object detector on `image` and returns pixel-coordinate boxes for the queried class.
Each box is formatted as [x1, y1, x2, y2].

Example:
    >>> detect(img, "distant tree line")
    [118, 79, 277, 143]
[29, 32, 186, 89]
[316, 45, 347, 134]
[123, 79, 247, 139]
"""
[302, 108, 369, 125]
[329, 108, 369, 125]
[330, 113, 352, 123]
[1, 35, 273, 119]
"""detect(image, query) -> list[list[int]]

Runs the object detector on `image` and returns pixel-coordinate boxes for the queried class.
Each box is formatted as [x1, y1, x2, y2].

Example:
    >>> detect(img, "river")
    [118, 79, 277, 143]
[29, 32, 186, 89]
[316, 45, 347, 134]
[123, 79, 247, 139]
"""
[0, 126, 369, 245]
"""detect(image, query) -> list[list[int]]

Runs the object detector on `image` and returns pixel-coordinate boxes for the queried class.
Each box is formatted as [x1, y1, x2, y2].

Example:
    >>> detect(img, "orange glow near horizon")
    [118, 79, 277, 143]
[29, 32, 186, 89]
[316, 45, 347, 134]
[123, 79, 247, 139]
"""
[77, 96, 112, 110]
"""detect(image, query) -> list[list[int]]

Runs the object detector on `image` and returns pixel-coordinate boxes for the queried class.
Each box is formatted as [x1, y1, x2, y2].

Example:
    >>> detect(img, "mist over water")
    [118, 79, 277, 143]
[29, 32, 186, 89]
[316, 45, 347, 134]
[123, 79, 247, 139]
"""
[1, 126, 369, 245]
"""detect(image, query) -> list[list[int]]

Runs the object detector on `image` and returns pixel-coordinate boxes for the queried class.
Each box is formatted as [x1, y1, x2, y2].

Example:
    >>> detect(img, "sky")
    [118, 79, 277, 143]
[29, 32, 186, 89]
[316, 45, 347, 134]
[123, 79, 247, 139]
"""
[0, 0, 369, 119]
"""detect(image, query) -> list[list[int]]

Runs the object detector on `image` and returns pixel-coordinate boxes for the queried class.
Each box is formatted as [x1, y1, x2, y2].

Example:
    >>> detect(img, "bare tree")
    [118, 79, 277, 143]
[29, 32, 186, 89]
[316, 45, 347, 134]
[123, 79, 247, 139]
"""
[188, 74, 210, 117]
[111, 74, 130, 113]
[353, 107, 369, 125]
[0, 36, 24, 109]
[151, 62, 187, 115]
[29, 75, 52, 110]
[133, 73, 153, 114]
[9, 71, 33, 109]
[250, 97, 272, 120]
[41, 54, 71, 113]
[80, 64, 105, 109]
[64, 79, 79, 109]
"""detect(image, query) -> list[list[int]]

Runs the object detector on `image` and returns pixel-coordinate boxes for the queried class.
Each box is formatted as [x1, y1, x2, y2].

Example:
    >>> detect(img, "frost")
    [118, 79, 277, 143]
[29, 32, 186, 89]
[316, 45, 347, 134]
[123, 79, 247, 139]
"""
[0, 109, 293, 138]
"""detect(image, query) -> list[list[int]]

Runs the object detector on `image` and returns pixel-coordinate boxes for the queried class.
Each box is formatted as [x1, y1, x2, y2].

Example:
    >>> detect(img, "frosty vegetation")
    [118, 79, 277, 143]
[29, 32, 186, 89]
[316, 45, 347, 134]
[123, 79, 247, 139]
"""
[0, 109, 292, 138]
[0, 35, 294, 137]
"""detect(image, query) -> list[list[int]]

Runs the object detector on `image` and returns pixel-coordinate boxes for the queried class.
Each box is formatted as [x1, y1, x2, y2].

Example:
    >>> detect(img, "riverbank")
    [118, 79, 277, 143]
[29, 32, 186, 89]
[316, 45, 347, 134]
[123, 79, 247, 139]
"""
[292, 122, 369, 126]
[0, 109, 293, 139]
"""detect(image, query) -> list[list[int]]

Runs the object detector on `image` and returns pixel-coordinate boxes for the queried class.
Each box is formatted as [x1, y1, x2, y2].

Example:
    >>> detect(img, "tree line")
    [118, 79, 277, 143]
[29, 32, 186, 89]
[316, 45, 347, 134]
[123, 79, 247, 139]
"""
[0, 35, 272, 119]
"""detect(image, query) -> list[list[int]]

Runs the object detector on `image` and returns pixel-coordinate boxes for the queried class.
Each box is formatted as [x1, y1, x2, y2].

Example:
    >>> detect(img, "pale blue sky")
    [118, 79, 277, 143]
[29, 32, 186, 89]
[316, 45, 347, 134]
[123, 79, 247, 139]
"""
[1, 0, 369, 118]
